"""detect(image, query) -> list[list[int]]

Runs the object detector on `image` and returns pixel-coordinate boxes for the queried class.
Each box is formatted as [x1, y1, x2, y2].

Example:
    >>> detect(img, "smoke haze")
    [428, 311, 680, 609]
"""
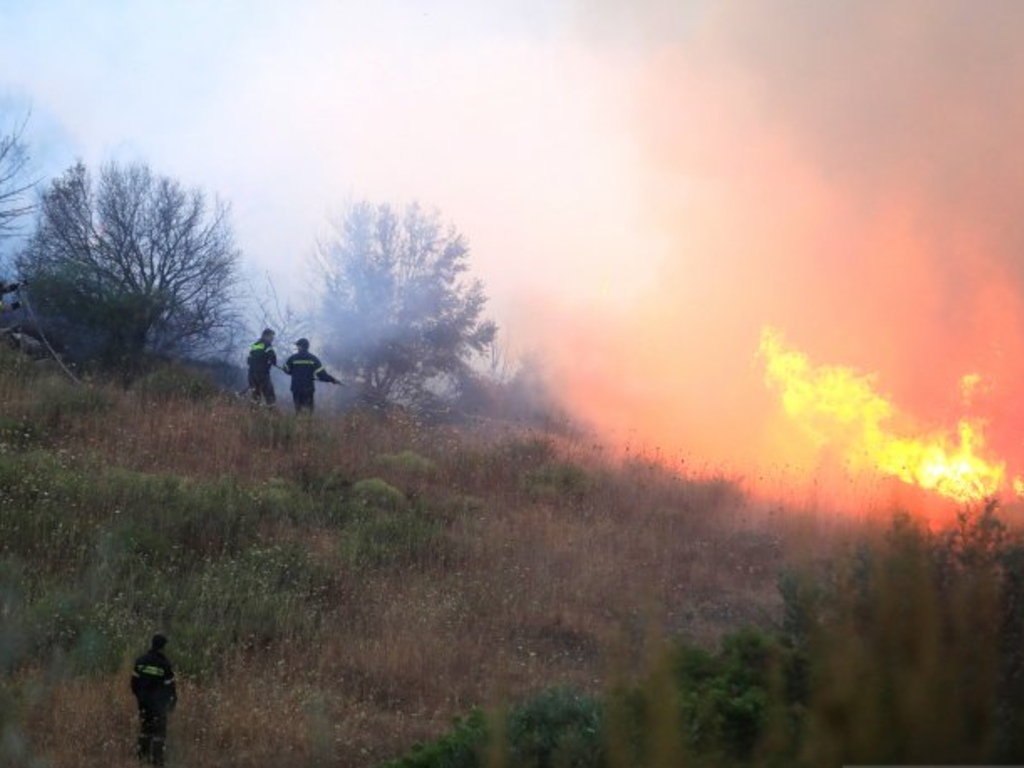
[529, 1, 1024, 504]
[4, 1, 1024, 504]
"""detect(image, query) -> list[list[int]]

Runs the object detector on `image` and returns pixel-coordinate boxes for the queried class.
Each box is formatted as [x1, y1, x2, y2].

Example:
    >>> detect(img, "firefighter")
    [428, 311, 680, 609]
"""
[0, 280, 23, 314]
[130, 633, 177, 766]
[281, 337, 340, 413]
[247, 327, 277, 406]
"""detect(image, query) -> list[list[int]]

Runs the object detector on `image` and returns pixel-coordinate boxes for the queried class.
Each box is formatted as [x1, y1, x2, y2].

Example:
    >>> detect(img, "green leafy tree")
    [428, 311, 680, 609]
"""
[313, 201, 497, 408]
[17, 161, 241, 371]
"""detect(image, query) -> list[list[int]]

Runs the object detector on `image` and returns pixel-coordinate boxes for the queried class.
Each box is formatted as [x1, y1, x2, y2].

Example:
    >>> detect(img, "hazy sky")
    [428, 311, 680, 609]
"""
[4, 1, 1024, 505]
[0, 0, 659, 311]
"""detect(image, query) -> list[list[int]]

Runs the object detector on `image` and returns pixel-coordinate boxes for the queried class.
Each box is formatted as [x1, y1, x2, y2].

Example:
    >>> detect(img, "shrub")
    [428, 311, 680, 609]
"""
[0, 557, 28, 672]
[379, 689, 604, 768]
[522, 461, 593, 504]
[250, 476, 315, 524]
[173, 544, 330, 676]
[20, 586, 135, 674]
[0, 677, 34, 768]
[101, 471, 263, 565]
[0, 417, 38, 450]
[0, 342, 48, 383]
[350, 477, 409, 513]
[380, 708, 489, 768]
[604, 629, 790, 766]
[308, 470, 354, 526]
[496, 436, 557, 468]
[788, 505, 1024, 766]
[28, 376, 113, 430]
[0, 451, 94, 571]
[506, 687, 605, 768]
[341, 509, 442, 569]
[384, 510, 1024, 768]
[377, 450, 437, 476]
[133, 364, 221, 402]
[449, 436, 558, 489]
[0, 454, 323, 676]
[246, 409, 298, 447]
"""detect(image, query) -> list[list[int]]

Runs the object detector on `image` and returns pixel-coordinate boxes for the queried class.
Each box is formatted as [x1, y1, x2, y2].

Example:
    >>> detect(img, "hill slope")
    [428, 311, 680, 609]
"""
[0, 351, 786, 767]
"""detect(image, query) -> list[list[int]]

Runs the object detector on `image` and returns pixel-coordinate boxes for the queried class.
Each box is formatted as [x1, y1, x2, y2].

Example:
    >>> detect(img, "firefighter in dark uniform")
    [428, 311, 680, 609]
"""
[0, 280, 24, 314]
[281, 337, 340, 413]
[130, 633, 177, 765]
[247, 327, 277, 406]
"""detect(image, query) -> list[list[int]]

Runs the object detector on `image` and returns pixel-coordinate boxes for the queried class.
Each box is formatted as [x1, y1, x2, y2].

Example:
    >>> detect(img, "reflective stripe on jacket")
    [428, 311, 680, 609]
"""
[282, 351, 336, 393]
[247, 340, 277, 374]
[131, 649, 177, 709]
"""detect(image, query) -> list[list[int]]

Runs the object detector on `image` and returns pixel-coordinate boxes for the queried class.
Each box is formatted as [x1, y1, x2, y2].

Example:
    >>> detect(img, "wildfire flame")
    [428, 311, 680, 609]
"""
[758, 326, 1006, 504]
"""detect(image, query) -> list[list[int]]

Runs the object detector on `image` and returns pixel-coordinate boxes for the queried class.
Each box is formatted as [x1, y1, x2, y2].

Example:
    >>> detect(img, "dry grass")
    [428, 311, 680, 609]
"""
[0, 359, 897, 767]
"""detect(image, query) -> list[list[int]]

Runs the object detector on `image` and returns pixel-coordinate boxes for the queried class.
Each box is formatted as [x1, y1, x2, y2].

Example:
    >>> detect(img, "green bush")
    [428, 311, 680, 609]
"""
[249, 476, 317, 524]
[377, 450, 437, 476]
[0, 452, 95, 570]
[0, 677, 35, 768]
[522, 461, 593, 503]
[676, 630, 780, 760]
[28, 376, 113, 429]
[341, 509, 442, 568]
[496, 436, 557, 468]
[506, 687, 605, 768]
[97, 471, 264, 565]
[384, 510, 1024, 768]
[0, 342, 47, 383]
[792, 507, 1023, 766]
[246, 409, 298, 447]
[380, 709, 489, 768]
[350, 477, 409, 513]
[0, 456, 264, 574]
[173, 544, 330, 676]
[337, 478, 436, 567]
[0, 452, 329, 676]
[379, 689, 604, 768]
[0, 557, 28, 672]
[0, 417, 38, 450]
[20, 586, 134, 674]
[2, 513, 332, 752]
[449, 436, 557, 489]
[306, 470, 354, 526]
[133, 364, 220, 402]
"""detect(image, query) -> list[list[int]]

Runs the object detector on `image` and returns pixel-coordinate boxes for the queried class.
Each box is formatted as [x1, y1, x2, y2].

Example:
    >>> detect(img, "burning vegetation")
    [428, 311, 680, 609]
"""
[2, 349, 1024, 767]
[759, 325, 1011, 505]
[5, 2, 1024, 766]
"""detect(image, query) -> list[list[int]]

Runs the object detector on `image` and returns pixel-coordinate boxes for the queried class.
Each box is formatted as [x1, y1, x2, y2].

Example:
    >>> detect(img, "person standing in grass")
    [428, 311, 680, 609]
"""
[247, 327, 277, 407]
[130, 633, 177, 766]
[281, 337, 341, 413]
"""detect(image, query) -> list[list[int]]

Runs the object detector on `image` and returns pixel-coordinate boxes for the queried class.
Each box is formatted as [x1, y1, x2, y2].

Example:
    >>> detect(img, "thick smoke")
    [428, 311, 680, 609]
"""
[536, 1, 1024, 500]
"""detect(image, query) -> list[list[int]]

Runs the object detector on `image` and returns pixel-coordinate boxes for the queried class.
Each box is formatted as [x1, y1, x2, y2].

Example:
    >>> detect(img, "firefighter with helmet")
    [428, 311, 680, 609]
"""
[247, 328, 277, 406]
[130, 633, 177, 765]
[0, 280, 24, 315]
[281, 337, 340, 412]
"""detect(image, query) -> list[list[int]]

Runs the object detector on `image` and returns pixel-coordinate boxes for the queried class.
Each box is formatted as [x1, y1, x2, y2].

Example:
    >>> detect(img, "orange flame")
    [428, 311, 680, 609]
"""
[759, 326, 1006, 503]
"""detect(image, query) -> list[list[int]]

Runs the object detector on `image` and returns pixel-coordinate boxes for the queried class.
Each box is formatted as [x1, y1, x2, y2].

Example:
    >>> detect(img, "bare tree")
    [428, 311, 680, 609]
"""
[0, 113, 35, 243]
[247, 271, 310, 345]
[17, 160, 241, 370]
[313, 201, 497, 408]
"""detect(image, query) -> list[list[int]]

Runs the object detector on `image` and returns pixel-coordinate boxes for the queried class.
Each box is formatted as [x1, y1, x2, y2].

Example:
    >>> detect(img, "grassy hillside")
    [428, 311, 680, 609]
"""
[0, 349, 801, 767]
[6, 349, 1022, 767]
